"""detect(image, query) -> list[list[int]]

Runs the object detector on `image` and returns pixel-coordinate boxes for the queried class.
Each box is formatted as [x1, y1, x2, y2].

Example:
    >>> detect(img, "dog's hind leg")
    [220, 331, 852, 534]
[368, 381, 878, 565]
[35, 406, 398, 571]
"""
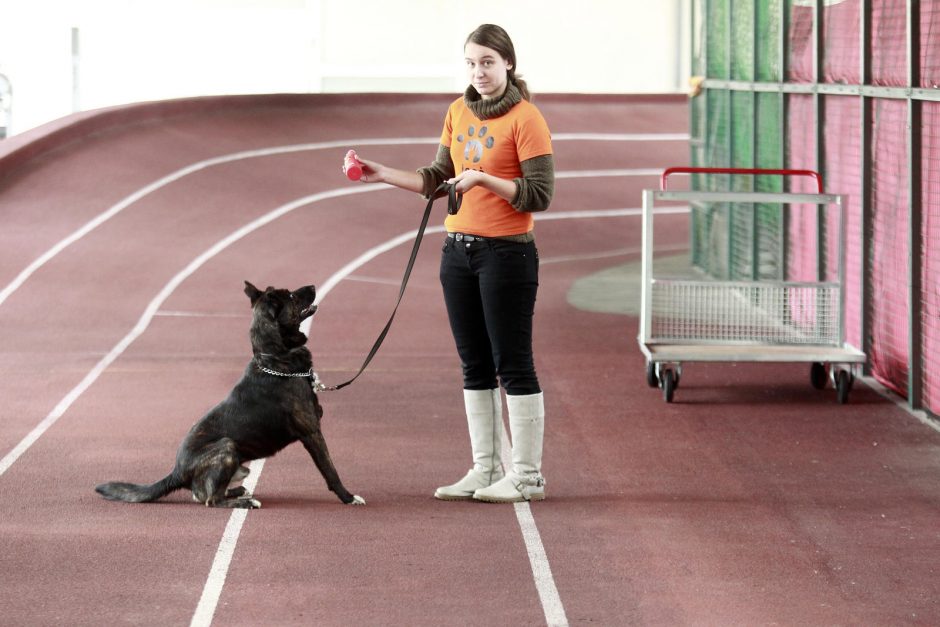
[225, 486, 251, 499]
[300, 431, 365, 505]
[224, 465, 252, 499]
[192, 440, 261, 509]
[233, 465, 250, 481]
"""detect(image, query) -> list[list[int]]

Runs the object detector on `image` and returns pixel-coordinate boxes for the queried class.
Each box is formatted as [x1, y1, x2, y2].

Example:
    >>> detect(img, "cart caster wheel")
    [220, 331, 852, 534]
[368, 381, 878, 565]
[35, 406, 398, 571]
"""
[646, 361, 658, 388]
[835, 370, 852, 404]
[810, 362, 828, 390]
[662, 369, 676, 403]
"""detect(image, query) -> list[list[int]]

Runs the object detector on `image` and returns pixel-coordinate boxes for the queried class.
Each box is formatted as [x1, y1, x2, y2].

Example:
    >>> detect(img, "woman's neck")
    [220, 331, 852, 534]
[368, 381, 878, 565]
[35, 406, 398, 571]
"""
[464, 82, 521, 120]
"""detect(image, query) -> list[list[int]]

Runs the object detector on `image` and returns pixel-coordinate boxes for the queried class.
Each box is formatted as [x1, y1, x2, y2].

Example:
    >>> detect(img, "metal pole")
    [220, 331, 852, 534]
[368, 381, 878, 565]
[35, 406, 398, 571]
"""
[813, 0, 826, 283]
[750, 0, 759, 281]
[907, 0, 923, 409]
[726, 0, 733, 279]
[694, 0, 707, 269]
[781, 0, 790, 281]
[640, 190, 657, 344]
[860, 0, 873, 368]
[839, 195, 847, 345]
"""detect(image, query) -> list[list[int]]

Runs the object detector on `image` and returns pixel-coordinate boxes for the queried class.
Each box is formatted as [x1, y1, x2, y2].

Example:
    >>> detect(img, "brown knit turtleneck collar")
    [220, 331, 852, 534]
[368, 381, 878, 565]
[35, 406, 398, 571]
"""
[463, 82, 522, 120]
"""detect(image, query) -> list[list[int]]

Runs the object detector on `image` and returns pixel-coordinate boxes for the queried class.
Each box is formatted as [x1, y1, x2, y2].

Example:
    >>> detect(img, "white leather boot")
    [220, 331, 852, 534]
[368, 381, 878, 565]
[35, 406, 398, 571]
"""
[473, 392, 545, 503]
[434, 389, 504, 500]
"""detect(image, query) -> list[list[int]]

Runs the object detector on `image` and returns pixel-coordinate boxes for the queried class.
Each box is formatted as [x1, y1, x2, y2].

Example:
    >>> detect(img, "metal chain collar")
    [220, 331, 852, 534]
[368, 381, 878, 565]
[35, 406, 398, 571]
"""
[255, 363, 332, 393]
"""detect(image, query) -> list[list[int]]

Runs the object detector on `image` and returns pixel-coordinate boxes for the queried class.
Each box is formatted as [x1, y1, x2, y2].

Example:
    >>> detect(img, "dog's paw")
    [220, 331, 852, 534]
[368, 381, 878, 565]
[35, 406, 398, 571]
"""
[347, 495, 366, 506]
[235, 496, 262, 509]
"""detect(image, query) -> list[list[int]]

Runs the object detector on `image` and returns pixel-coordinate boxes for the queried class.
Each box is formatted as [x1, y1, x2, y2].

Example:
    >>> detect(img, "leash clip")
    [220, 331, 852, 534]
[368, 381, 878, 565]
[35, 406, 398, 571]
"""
[311, 371, 337, 393]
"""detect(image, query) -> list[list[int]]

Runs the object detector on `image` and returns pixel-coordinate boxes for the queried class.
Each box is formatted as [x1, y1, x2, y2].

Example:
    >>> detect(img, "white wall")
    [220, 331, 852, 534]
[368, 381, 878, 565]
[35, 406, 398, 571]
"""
[0, 0, 690, 136]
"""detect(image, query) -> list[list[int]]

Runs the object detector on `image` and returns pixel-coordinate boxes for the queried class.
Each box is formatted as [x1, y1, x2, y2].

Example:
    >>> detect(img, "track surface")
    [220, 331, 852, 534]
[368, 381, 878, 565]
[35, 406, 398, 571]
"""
[1, 94, 939, 626]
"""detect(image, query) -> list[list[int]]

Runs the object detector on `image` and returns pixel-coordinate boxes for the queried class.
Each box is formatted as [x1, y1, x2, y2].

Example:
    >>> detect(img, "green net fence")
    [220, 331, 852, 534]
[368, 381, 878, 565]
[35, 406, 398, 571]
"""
[691, 0, 786, 281]
[691, 0, 940, 415]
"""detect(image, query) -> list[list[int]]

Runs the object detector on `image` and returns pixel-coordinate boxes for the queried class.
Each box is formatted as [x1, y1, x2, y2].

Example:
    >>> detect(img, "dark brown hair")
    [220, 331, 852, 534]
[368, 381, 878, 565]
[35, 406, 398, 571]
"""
[465, 24, 530, 100]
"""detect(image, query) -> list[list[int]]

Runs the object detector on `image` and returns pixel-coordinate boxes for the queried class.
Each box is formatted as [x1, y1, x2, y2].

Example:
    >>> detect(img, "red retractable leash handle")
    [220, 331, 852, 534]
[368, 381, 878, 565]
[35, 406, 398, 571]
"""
[343, 150, 363, 181]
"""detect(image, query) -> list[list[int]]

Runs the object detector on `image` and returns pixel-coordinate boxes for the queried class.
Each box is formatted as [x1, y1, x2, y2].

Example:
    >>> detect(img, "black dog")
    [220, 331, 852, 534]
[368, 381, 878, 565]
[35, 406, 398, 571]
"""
[95, 281, 364, 509]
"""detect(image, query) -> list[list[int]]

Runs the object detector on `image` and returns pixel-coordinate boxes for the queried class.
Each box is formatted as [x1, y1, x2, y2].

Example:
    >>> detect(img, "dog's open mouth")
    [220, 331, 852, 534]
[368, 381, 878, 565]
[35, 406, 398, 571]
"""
[288, 285, 318, 322]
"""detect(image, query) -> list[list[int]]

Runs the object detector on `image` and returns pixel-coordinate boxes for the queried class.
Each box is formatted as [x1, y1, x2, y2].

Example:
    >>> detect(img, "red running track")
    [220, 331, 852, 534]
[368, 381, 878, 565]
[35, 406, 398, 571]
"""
[0, 94, 939, 626]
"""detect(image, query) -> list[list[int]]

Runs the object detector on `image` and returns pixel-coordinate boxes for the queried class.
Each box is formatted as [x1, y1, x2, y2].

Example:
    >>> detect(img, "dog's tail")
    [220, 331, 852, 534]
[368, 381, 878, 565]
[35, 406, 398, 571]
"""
[95, 472, 182, 503]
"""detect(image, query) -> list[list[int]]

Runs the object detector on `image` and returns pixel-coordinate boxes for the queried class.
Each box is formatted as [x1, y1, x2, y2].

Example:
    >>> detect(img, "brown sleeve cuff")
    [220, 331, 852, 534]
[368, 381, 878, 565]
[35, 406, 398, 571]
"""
[511, 154, 555, 212]
[416, 144, 455, 198]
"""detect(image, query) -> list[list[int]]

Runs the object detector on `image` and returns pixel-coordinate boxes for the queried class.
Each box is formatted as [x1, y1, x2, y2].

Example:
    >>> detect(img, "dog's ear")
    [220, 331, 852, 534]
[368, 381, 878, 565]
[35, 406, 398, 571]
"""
[244, 281, 263, 305]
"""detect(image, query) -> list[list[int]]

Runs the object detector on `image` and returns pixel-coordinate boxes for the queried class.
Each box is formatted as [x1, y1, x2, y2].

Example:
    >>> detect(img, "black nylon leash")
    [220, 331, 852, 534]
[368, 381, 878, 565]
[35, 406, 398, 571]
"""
[317, 182, 461, 391]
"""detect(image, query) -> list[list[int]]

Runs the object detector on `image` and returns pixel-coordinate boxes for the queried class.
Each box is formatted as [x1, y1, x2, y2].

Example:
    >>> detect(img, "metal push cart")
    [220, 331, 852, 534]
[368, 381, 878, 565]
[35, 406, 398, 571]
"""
[638, 167, 866, 403]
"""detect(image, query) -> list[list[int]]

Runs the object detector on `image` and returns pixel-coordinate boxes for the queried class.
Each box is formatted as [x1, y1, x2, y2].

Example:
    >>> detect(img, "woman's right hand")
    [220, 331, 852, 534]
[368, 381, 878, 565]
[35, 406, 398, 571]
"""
[356, 157, 385, 184]
[353, 156, 425, 194]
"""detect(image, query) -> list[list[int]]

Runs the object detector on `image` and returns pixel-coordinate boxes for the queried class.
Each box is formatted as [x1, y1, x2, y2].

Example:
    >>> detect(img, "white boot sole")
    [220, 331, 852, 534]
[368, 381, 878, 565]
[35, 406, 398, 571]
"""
[473, 490, 545, 503]
[433, 490, 476, 501]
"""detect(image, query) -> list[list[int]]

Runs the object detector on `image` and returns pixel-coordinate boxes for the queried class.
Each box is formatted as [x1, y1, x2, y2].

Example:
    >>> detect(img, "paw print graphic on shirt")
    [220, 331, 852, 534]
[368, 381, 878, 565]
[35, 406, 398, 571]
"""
[456, 125, 495, 164]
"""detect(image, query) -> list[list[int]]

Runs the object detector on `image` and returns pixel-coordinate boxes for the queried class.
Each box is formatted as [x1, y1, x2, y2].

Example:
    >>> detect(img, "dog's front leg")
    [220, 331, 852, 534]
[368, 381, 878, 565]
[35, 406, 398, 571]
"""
[300, 432, 365, 505]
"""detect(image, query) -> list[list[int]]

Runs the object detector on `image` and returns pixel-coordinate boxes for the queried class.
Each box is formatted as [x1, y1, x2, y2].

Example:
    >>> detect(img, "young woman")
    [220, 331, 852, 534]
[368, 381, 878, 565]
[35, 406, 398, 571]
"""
[355, 24, 554, 503]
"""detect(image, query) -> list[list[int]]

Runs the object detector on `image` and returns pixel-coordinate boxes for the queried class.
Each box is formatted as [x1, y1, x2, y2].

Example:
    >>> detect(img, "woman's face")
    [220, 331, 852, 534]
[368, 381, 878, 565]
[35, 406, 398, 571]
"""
[464, 42, 512, 100]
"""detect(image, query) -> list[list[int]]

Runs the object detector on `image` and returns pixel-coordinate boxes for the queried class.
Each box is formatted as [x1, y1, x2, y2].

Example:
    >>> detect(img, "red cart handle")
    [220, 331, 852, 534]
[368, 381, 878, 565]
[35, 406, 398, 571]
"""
[660, 167, 824, 194]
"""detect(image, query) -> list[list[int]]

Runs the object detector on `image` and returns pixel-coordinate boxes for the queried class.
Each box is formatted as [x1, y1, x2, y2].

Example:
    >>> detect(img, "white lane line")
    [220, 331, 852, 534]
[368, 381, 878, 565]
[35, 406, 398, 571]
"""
[342, 274, 415, 287]
[155, 311, 248, 318]
[0, 184, 383, 480]
[190, 457, 265, 627]
[553, 132, 689, 142]
[0, 128, 684, 310]
[556, 168, 662, 179]
[540, 241, 689, 266]
[516, 503, 568, 627]
[495, 418, 569, 627]
[537, 205, 688, 221]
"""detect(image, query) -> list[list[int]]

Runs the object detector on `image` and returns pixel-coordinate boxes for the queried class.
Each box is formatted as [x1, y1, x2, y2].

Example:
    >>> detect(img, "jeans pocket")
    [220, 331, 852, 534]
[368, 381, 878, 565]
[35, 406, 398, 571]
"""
[491, 240, 526, 260]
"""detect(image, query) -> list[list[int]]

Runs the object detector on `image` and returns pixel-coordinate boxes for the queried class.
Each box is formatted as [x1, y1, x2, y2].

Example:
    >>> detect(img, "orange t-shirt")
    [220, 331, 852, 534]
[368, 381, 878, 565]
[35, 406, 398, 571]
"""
[439, 96, 553, 237]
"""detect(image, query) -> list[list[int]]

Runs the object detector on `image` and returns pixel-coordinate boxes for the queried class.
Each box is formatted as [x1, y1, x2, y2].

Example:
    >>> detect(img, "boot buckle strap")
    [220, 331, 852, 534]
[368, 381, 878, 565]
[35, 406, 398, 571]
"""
[515, 475, 545, 500]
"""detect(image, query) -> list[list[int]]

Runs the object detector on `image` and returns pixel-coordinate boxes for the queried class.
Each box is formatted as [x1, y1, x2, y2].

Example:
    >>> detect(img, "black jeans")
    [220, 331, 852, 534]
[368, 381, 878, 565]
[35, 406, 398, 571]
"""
[439, 235, 541, 396]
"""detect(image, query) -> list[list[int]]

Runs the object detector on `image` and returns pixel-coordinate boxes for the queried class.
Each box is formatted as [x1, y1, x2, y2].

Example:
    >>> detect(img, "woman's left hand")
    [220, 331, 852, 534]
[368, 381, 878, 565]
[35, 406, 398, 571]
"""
[447, 170, 487, 193]
[447, 169, 518, 203]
